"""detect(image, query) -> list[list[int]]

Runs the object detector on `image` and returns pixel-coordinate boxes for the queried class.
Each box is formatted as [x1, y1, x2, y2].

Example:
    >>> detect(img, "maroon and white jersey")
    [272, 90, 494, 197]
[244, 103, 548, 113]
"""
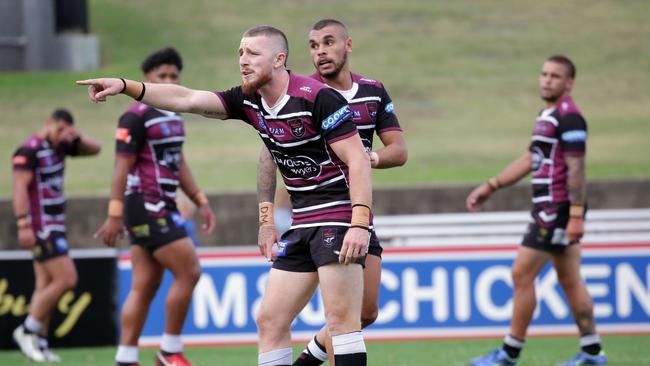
[310, 72, 401, 152]
[529, 95, 587, 204]
[217, 71, 366, 229]
[12, 136, 78, 238]
[115, 103, 185, 207]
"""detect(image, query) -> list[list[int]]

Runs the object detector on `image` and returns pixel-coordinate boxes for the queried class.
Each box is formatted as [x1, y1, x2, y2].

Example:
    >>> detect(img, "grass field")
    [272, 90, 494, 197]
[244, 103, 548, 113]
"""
[1, 335, 649, 365]
[1, 0, 649, 197]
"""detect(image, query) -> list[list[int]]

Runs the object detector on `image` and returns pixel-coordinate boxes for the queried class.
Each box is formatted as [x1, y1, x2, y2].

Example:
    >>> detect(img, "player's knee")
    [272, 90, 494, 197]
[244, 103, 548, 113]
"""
[185, 263, 202, 286]
[360, 306, 379, 328]
[256, 308, 290, 336]
[60, 270, 78, 290]
[556, 271, 580, 290]
[511, 266, 534, 288]
[133, 280, 162, 301]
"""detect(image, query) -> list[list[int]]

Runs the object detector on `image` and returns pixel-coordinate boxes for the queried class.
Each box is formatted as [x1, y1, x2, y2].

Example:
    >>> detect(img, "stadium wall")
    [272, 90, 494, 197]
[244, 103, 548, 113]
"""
[0, 179, 648, 249]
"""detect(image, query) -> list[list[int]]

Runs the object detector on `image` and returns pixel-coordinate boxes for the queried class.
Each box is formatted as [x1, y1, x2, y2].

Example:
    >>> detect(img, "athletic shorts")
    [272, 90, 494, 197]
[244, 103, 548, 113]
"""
[32, 231, 69, 262]
[124, 193, 188, 252]
[368, 229, 382, 258]
[273, 226, 368, 272]
[522, 202, 583, 253]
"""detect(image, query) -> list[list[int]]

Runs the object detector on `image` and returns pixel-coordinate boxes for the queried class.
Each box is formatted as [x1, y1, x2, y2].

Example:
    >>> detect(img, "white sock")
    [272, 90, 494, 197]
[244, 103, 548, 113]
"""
[504, 334, 525, 349]
[160, 333, 183, 353]
[258, 347, 292, 366]
[580, 333, 601, 347]
[115, 345, 139, 363]
[24, 315, 43, 333]
[332, 331, 366, 355]
[306, 336, 328, 361]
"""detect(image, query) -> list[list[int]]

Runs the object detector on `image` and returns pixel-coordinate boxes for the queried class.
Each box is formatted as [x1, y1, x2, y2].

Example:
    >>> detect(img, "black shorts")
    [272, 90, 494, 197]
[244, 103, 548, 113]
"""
[368, 229, 382, 258]
[124, 193, 188, 252]
[522, 202, 582, 253]
[273, 226, 367, 272]
[32, 231, 69, 262]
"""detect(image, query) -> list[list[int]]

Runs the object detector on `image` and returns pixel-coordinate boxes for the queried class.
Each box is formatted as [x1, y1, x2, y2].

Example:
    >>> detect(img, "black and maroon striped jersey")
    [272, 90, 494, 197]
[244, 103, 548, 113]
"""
[115, 103, 185, 209]
[529, 95, 587, 204]
[217, 71, 365, 229]
[12, 136, 78, 238]
[310, 72, 401, 152]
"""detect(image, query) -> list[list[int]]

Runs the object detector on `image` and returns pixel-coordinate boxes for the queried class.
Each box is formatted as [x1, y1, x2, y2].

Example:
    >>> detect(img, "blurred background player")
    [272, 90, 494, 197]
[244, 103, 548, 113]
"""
[466, 55, 607, 366]
[256, 19, 407, 366]
[93, 47, 216, 366]
[12, 109, 101, 362]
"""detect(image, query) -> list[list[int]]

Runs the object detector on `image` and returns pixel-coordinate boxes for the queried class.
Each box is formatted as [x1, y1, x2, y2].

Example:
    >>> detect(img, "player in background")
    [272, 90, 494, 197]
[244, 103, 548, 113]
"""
[93, 48, 216, 366]
[256, 19, 407, 366]
[466, 55, 607, 366]
[12, 109, 101, 362]
[78, 25, 372, 366]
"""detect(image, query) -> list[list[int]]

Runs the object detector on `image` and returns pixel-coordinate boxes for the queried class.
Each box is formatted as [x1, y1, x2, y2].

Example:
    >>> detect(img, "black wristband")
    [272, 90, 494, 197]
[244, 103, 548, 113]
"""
[135, 82, 146, 101]
[352, 204, 371, 210]
[15, 213, 29, 220]
[119, 78, 127, 93]
[350, 225, 370, 231]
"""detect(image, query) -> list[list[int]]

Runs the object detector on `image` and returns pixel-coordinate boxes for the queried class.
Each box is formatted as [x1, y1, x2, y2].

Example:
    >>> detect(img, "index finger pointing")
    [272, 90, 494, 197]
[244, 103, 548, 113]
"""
[76, 79, 99, 85]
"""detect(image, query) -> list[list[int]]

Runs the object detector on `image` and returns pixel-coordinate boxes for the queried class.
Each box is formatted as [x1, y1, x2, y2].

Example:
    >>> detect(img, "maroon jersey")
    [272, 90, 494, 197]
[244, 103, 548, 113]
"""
[310, 72, 401, 152]
[12, 136, 78, 238]
[529, 95, 587, 204]
[115, 103, 185, 209]
[217, 72, 364, 229]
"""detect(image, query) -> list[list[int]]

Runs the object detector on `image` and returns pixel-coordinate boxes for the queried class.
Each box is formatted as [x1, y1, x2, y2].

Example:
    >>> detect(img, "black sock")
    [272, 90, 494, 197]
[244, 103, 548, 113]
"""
[292, 352, 325, 366]
[293, 337, 327, 366]
[582, 343, 602, 355]
[502, 334, 524, 359]
[160, 350, 178, 356]
[334, 353, 366, 366]
[580, 334, 602, 355]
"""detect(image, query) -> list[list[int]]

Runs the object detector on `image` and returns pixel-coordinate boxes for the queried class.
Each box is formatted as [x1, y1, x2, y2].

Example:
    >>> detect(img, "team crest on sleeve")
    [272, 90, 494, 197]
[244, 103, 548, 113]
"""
[385, 102, 395, 114]
[288, 119, 305, 138]
[365, 102, 378, 119]
[256, 112, 267, 129]
[322, 228, 337, 247]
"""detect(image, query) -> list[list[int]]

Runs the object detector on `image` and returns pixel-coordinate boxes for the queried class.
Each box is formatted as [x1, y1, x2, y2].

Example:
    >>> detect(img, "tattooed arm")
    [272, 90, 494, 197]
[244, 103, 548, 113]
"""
[257, 146, 280, 261]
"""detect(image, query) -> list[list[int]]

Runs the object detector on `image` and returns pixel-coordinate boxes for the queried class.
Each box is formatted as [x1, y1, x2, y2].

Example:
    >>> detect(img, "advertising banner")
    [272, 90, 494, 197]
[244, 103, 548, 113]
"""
[0, 250, 117, 348]
[118, 242, 650, 346]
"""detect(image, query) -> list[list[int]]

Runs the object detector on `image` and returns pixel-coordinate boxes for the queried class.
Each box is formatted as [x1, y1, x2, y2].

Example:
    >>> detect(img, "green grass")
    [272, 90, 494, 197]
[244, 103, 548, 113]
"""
[1, 0, 649, 197]
[0, 335, 648, 365]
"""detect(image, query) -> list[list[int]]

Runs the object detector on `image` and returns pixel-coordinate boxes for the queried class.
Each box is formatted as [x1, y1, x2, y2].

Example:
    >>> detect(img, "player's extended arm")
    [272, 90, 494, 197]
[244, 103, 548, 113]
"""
[94, 155, 136, 246]
[330, 134, 372, 265]
[565, 155, 587, 243]
[76, 78, 228, 119]
[372, 130, 408, 169]
[179, 153, 216, 235]
[466, 151, 532, 211]
[256, 146, 280, 261]
[12, 170, 36, 248]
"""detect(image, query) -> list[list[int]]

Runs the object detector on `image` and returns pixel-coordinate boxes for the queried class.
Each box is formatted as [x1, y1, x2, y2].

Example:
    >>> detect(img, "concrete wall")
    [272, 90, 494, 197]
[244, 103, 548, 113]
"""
[1, 179, 648, 249]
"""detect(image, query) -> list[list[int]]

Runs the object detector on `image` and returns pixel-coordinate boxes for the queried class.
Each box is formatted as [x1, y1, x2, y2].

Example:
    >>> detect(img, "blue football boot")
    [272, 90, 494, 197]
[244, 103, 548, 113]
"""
[470, 348, 518, 366]
[556, 351, 607, 366]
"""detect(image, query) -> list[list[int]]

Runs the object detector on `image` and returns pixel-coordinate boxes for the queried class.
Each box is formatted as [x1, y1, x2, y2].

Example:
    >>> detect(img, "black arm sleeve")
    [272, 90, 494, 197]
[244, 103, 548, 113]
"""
[115, 113, 147, 154]
[216, 86, 249, 123]
[12, 147, 38, 171]
[314, 88, 358, 142]
[557, 113, 587, 155]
